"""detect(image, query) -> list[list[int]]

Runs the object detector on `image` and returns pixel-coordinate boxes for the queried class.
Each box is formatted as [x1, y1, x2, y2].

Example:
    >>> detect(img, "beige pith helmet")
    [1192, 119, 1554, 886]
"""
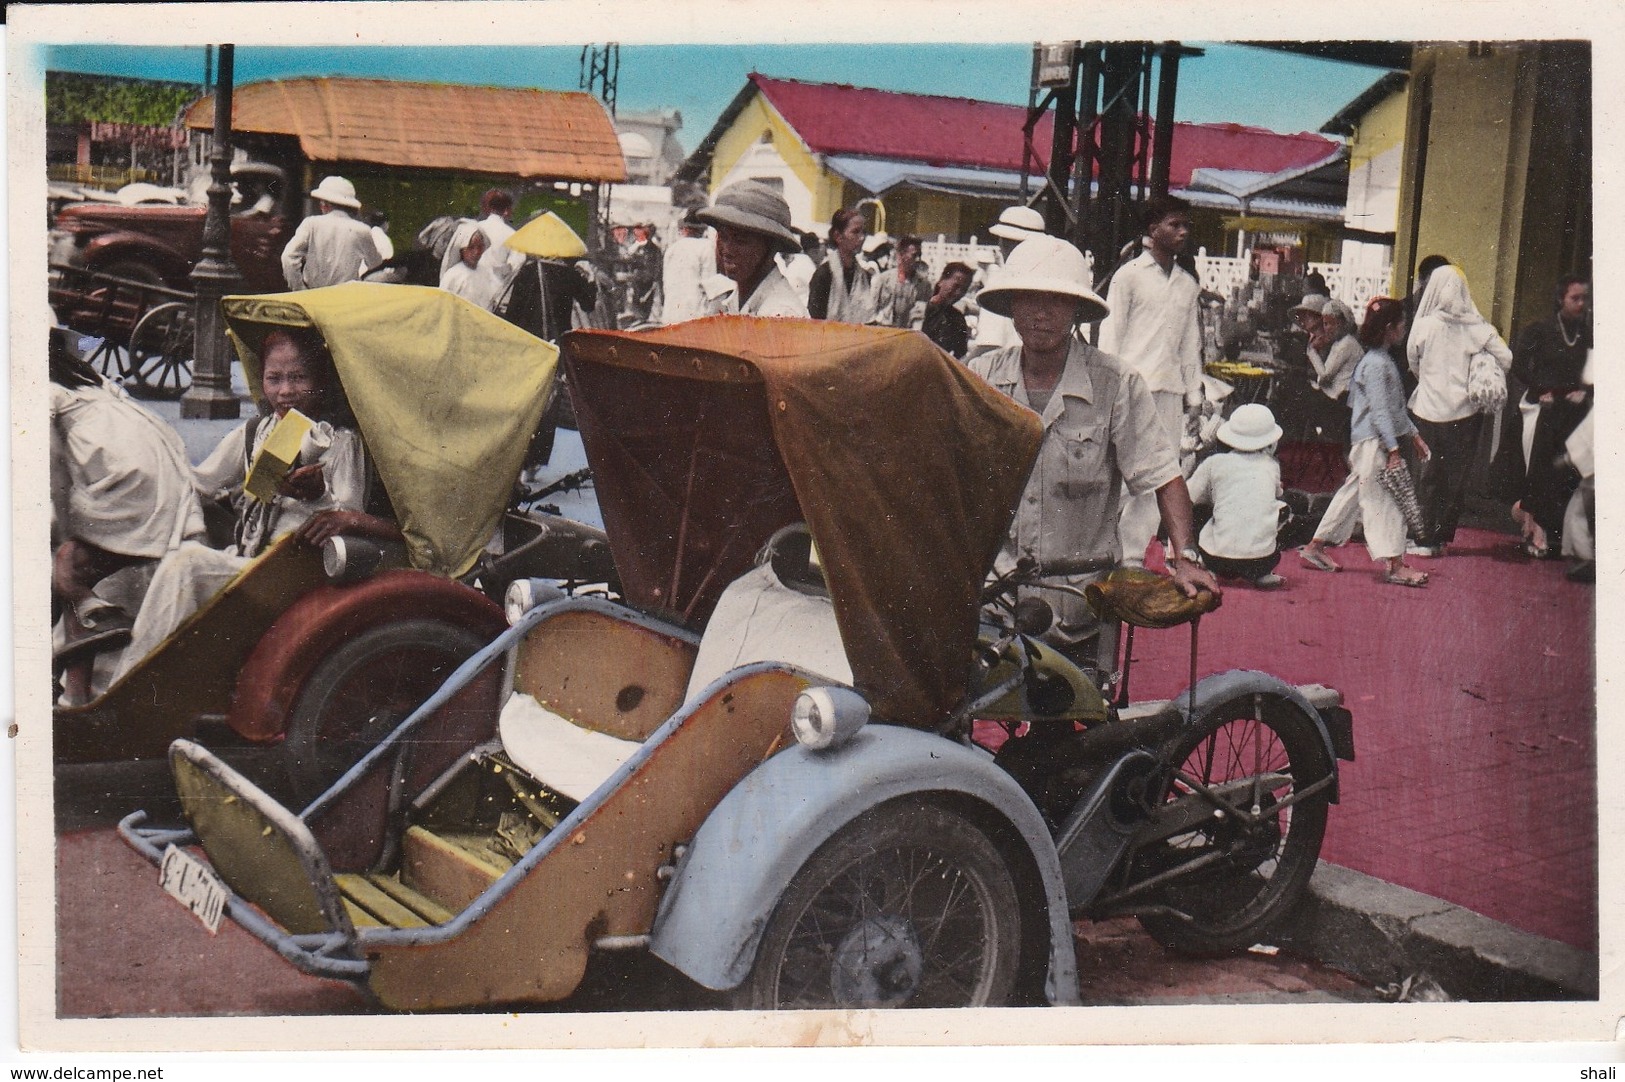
[975, 235, 1109, 323]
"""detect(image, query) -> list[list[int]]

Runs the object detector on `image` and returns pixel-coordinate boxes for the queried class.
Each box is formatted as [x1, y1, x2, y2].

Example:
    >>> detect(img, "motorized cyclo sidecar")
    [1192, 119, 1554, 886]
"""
[122, 316, 1352, 1010]
[58, 283, 615, 798]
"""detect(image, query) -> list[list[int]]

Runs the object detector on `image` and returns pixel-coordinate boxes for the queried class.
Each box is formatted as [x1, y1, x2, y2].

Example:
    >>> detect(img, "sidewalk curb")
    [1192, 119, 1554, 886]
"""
[1279, 862, 1598, 1001]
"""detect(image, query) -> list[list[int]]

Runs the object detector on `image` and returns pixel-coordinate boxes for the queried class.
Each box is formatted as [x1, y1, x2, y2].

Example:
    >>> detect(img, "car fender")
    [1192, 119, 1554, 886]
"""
[226, 570, 506, 743]
[649, 723, 1081, 1006]
[1170, 669, 1342, 800]
[83, 232, 194, 283]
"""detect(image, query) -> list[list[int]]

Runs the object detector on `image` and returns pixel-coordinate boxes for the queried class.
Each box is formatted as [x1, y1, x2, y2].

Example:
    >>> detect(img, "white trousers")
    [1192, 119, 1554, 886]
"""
[111, 541, 252, 684]
[1312, 438, 1406, 560]
[1117, 390, 1185, 564]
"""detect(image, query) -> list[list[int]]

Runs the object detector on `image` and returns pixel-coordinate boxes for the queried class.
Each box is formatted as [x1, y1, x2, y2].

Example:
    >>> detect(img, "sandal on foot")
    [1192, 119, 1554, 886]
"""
[1298, 546, 1341, 573]
[1383, 570, 1429, 588]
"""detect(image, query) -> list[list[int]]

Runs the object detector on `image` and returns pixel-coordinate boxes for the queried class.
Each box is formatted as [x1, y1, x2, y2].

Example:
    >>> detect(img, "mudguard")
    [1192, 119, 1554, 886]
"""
[84, 233, 193, 284]
[649, 723, 1082, 1006]
[227, 570, 506, 743]
[1168, 669, 1344, 802]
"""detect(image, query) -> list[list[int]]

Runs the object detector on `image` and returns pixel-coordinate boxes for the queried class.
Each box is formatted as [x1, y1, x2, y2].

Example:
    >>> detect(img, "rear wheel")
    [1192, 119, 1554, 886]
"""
[734, 801, 1021, 1009]
[1134, 698, 1332, 953]
[127, 301, 194, 400]
[281, 619, 488, 804]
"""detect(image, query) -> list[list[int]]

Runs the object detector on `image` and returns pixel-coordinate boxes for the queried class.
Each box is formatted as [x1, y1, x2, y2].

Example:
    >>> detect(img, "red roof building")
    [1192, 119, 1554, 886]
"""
[742, 74, 1338, 187]
[679, 74, 1344, 245]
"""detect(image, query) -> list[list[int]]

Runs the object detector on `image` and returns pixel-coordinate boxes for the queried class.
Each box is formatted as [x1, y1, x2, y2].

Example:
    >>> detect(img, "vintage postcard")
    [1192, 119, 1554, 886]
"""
[7, 0, 1620, 1067]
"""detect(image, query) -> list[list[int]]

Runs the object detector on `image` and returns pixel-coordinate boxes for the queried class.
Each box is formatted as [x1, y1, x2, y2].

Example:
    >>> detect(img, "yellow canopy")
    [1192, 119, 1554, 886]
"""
[222, 283, 558, 577]
[505, 212, 589, 259]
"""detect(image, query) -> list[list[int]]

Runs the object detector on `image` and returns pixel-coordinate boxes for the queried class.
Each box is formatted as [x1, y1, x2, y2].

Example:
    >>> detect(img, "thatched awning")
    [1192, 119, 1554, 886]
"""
[186, 77, 626, 183]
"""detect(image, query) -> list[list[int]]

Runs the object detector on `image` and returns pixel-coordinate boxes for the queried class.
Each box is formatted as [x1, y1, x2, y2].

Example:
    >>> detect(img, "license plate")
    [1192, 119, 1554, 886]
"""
[159, 845, 229, 934]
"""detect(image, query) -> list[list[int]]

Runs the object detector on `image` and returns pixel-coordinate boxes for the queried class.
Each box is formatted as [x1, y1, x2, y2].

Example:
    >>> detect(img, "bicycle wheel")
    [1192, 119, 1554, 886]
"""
[1133, 696, 1332, 954]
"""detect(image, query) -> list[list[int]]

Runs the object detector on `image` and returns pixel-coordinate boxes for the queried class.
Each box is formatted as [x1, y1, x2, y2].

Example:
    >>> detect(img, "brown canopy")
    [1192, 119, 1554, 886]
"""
[187, 78, 626, 183]
[562, 317, 1042, 728]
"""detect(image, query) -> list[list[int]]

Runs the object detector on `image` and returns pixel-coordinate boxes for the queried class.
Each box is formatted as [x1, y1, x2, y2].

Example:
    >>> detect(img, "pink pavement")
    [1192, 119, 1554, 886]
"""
[1130, 526, 1595, 951]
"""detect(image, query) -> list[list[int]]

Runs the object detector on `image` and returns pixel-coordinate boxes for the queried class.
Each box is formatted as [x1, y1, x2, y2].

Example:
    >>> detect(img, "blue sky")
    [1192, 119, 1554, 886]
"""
[42, 42, 1386, 153]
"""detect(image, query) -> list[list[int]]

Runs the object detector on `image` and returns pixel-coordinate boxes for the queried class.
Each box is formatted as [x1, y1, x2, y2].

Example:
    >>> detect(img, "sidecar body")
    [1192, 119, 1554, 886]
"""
[122, 316, 1351, 1010]
[123, 317, 1094, 1009]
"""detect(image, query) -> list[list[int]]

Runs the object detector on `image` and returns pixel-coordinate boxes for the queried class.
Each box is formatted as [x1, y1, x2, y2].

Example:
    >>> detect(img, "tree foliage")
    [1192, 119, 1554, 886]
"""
[46, 71, 201, 127]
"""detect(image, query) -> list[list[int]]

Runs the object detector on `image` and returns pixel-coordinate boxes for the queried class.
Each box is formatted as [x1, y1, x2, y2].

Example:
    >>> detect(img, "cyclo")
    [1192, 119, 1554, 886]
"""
[58, 283, 614, 799]
[121, 317, 1354, 1009]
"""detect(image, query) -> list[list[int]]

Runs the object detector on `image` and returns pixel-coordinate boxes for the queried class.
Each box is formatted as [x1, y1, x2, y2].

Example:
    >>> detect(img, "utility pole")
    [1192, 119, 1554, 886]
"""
[181, 43, 242, 420]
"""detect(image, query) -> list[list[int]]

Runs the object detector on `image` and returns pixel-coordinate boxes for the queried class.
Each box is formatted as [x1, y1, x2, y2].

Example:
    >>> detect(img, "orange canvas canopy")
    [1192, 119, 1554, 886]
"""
[562, 317, 1043, 728]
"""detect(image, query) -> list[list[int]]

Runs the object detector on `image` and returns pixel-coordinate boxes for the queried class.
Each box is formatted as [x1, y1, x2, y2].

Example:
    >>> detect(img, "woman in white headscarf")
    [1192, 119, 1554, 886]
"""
[1404, 265, 1512, 556]
[438, 219, 504, 312]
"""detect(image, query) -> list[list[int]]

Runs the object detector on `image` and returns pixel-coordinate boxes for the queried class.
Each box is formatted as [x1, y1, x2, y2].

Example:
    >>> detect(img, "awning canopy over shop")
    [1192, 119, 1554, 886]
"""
[825, 155, 1024, 201]
[186, 77, 627, 183]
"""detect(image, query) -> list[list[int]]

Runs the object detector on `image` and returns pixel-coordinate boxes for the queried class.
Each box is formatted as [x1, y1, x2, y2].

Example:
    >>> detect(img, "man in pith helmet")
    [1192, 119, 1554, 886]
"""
[970, 234, 1219, 653]
[694, 180, 809, 318]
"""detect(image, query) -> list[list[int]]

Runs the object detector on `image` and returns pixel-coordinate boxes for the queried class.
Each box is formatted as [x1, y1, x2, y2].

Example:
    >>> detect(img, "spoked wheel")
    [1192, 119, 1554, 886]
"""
[1133, 698, 1332, 954]
[281, 620, 488, 804]
[734, 801, 1021, 1009]
[127, 301, 195, 400]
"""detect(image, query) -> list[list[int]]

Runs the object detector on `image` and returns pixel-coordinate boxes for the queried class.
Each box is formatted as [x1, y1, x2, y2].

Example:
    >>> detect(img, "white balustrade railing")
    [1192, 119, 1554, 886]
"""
[921, 236, 1000, 281]
[1307, 262, 1394, 314]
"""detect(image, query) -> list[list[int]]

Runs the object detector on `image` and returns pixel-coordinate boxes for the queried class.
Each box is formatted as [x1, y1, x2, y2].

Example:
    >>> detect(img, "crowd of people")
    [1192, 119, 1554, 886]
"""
[50, 172, 1592, 706]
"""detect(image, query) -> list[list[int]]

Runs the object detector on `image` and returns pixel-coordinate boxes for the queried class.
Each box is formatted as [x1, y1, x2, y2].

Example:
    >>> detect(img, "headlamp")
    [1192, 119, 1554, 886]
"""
[790, 686, 871, 751]
[503, 577, 565, 625]
[321, 536, 383, 584]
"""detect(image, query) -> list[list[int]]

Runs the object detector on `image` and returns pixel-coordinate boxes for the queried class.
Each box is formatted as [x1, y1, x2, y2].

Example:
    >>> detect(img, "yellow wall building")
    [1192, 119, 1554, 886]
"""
[1393, 42, 1590, 337]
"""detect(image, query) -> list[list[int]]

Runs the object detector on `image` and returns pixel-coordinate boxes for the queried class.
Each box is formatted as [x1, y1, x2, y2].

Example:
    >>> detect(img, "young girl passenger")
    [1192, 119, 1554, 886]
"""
[1186, 403, 1287, 589]
[112, 328, 400, 681]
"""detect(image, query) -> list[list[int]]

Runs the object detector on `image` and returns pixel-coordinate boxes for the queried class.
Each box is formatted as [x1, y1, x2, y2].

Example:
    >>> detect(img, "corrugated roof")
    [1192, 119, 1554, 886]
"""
[186, 77, 626, 182]
[733, 75, 1339, 189]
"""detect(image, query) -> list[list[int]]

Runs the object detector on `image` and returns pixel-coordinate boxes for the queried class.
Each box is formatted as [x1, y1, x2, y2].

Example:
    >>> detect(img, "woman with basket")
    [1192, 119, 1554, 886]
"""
[1405, 266, 1513, 555]
[1298, 298, 1432, 587]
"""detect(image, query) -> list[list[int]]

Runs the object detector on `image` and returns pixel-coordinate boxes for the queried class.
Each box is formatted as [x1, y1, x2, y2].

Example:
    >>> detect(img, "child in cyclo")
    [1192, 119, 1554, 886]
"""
[112, 327, 401, 682]
[1185, 402, 1287, 589]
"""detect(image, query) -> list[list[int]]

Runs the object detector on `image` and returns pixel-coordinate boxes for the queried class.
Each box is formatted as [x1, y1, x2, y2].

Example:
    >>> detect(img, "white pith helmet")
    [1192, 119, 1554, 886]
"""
[975, 235, 1109, 323]
[309, 175, 361, 210]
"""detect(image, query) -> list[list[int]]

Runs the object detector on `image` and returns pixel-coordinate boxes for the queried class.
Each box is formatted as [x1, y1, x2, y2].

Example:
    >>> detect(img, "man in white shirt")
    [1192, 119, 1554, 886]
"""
[660, 212, 716, 324]
[1099, 195, 1203, 566]
[280, 176, 381, 291]
[474, 189, 524, 300]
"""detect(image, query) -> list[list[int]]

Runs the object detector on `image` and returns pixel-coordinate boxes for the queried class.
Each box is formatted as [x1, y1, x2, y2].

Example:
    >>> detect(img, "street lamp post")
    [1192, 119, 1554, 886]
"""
[181, 43, 242, 420]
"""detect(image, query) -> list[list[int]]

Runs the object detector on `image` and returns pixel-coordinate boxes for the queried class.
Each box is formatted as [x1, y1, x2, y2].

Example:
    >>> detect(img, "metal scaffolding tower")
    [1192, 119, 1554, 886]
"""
[579, 44, 619, 118]
[1023, 41, 1200, 289]
[579, 44, 621, 255]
